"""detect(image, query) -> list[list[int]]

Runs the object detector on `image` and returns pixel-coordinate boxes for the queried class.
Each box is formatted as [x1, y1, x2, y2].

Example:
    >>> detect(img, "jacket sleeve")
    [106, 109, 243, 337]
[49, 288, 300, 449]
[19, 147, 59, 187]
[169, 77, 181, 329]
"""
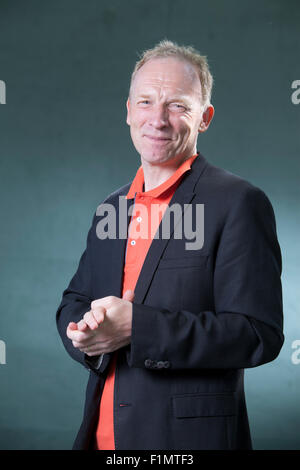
[126, 186, 284, 370]
[56, 212, 100, 371]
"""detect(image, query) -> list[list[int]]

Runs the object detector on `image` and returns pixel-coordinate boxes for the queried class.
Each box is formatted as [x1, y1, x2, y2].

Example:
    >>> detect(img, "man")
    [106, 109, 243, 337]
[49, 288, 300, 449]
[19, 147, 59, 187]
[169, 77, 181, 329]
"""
[56, 40, 284, 450]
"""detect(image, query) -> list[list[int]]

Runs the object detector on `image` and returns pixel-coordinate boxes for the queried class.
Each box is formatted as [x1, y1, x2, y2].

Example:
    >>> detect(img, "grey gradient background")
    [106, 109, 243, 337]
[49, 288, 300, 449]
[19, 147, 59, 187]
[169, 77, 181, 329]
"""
[0, 0, 299, 450]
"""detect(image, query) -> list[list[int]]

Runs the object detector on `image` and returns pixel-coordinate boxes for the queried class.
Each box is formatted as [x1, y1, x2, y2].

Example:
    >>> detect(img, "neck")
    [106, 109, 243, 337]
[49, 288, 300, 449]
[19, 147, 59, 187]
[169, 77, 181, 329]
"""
[141, 153, 193, 192]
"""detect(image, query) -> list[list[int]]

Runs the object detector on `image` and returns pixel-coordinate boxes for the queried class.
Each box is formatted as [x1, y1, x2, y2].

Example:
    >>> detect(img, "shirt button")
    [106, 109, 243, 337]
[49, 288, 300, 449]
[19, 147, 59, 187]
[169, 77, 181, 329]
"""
[130, 240, 136, 246]
[137, 216, 142, 222]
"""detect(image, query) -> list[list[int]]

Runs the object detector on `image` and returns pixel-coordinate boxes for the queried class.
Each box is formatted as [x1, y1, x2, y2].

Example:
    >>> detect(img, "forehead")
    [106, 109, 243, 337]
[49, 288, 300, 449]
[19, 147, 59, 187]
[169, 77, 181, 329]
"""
[131, 57, 202, 97]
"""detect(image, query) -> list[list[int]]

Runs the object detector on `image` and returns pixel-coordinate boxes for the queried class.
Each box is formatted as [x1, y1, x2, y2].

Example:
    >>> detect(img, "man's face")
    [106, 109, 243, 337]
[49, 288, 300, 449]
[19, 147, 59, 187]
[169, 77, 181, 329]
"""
[126, 57, 213, 166]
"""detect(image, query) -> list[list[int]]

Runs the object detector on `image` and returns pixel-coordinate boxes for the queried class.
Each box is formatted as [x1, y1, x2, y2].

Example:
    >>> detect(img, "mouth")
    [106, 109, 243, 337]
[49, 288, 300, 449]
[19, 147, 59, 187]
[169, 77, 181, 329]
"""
[144, 135, 172, 142]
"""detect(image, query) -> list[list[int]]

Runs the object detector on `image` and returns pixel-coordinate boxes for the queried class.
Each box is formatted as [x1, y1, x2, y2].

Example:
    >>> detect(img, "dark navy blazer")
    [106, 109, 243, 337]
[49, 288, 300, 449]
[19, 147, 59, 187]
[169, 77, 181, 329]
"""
[56, 153, 284, 450]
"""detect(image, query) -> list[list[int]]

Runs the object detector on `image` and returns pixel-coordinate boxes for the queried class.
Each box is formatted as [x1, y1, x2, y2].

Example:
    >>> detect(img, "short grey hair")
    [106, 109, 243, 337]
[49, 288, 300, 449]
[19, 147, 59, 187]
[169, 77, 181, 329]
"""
[129, 39, 214, 106]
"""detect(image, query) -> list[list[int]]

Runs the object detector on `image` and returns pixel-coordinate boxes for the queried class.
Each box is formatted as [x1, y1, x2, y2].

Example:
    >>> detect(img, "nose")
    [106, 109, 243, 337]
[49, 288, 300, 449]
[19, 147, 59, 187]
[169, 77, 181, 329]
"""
[149, 104, 169, 129]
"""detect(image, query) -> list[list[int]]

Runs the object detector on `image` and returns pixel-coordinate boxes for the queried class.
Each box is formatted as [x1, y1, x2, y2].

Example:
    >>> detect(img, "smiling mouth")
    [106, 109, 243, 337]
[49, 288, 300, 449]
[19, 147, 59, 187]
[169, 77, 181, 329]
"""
[144, 135, 172, 142]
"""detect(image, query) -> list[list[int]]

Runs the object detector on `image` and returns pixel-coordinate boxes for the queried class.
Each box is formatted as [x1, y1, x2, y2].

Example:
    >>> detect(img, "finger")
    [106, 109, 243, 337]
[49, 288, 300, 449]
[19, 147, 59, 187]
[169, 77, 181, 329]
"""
[79, 341, 107, 356]
[72, 335, 97, 349]
[73, 339, 90, 349]
[91, 296, 114, 310]
[82, 337, 126, 356]
[83, 310, 99, 330]
[67, 327, 77, 341]
[122, 289, 135, 302]
[91, 299, 104, 310]
[77, 319, 88, 331]
[92, 306, 106, 324]
[67, 323, 78, 339]
[68, 328, 94, 343]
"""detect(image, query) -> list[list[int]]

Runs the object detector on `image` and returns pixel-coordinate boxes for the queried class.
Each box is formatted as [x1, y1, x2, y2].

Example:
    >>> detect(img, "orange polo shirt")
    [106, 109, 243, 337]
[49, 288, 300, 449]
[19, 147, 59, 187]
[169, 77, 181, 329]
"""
[95, 153, 198, 450]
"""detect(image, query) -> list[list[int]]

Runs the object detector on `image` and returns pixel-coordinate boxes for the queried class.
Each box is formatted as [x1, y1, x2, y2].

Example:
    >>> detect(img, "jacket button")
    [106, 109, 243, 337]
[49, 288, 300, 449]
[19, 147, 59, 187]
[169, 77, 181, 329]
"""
[157, 361, 164, 369]
[144, 359, 152, 368]
[163, 361, 170, 368]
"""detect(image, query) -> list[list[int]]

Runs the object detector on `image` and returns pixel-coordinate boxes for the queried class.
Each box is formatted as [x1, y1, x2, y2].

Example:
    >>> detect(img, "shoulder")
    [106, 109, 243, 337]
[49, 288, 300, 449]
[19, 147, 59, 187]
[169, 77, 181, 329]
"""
[191, 156, 278, 232]
[86, 182, 131, 232]
[195, 155, 273, 210]
[101, 182, 132, 204]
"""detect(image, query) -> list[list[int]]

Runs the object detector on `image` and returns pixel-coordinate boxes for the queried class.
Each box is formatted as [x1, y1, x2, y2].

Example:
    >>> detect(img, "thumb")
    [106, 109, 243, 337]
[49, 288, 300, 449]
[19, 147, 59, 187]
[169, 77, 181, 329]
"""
[68, 322, 78, 330]
[122, 289, 135, 302]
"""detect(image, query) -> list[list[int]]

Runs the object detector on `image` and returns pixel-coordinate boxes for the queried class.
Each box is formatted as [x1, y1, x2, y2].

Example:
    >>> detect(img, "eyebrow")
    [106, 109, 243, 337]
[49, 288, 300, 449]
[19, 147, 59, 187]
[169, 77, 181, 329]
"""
[136, 93, 194, 105]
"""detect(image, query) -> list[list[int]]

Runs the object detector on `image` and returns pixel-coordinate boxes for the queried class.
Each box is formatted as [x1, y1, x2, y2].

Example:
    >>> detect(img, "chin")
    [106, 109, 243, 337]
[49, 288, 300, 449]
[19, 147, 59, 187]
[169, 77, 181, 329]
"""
[142, 153, 173, 165]
[140, 146, 177, 164]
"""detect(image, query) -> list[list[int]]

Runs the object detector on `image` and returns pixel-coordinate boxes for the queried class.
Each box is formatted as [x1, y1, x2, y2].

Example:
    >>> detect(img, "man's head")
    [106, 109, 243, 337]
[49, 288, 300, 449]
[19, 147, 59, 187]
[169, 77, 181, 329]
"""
[126, 40, 214, 167]
[129, 40, 213, 107]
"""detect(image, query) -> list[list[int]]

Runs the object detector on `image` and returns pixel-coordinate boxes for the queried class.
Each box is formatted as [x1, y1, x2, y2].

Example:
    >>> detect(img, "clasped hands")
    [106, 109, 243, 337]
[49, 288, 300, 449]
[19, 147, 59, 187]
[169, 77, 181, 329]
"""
[66, 290, 134, 356]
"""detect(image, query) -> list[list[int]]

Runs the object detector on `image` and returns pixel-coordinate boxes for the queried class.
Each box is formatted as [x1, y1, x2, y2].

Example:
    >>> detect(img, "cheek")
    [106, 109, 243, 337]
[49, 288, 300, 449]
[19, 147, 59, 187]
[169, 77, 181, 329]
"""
[175, 117, 193, 139]
[130, 110, 148, 129]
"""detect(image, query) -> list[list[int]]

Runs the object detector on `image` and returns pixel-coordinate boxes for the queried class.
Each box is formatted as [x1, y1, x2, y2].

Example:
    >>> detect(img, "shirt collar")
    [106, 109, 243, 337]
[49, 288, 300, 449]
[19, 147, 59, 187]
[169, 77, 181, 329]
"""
[126, 153, 198, 200]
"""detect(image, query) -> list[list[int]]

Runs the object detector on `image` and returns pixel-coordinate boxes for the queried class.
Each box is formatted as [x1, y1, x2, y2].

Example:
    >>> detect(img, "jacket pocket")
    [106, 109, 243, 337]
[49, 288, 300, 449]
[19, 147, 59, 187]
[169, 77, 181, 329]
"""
[172, 392, 236, 418]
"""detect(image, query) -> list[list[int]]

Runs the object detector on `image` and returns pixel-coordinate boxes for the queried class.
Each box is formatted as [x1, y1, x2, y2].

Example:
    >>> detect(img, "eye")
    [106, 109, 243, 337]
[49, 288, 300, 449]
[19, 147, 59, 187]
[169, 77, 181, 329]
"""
[138, 100, 151, 106]
[169, 103, 187, 111]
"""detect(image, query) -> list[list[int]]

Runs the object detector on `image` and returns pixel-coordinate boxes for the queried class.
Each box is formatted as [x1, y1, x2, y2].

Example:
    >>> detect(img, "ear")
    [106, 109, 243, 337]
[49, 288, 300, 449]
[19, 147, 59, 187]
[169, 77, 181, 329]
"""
[126, 98, 131, 126]
[198, 104, 214, 133]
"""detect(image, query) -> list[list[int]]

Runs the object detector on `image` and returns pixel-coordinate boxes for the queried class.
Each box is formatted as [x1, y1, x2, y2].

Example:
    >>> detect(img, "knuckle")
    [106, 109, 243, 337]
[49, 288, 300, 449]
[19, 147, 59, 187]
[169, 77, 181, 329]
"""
[90, 310, 97, 320]
[89, 317, 98, 328]
[91, 299, 104, 309]
[94, 311, 104, 321]
[94, 305, 105, 313]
